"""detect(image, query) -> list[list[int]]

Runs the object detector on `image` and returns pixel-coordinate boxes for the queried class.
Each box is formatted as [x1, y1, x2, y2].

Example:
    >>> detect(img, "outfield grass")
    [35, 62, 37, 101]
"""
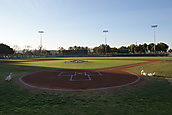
[7, 60, 146, 70]
[128, 59, 172, 78]
[0, 57, 172, 114]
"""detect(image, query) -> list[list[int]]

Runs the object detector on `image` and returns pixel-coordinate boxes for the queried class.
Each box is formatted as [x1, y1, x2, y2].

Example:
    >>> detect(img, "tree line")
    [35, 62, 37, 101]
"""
[92, 42, 170, 55]
[0, 43, 14, 58]
[62, 42, 170, 55]
[0, 42, 171, 57]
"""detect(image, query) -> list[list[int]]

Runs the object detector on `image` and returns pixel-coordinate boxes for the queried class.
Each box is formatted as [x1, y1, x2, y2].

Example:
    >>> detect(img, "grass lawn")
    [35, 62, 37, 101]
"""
[128, 59, 172, 78]
[6, 59, 146, 70]
[0, 57, 172, 114]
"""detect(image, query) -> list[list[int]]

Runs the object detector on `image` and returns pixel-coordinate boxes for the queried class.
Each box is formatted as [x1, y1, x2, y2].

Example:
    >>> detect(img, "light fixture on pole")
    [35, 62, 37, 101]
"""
[38, 31, 44, 55]
[103, 30, 108, 56]
[151, 25, 157, 53]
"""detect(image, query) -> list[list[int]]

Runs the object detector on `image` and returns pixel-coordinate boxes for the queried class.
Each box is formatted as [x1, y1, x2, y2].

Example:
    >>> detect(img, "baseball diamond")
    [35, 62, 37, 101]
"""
[0, 58, 165, 91]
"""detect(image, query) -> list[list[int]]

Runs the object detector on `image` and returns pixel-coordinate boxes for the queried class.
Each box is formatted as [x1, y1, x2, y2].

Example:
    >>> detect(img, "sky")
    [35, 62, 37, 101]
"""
[0, 0, 172, 50]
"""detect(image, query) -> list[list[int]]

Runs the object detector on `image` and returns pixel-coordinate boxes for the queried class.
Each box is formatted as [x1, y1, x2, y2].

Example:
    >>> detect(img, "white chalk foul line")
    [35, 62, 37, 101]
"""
[98, 72, 102, 76]
[84, 71, 102, 76]
[58, 72, 63, 76]
[88, 75, 91, 80]
[70, 75, 73, 81]
[70, 72, 91, 81]
[58, 72, 76, 76]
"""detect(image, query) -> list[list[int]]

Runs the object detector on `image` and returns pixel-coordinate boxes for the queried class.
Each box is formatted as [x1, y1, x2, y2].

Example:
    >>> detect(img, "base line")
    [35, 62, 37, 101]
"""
[58, 72, 63, 76]
[88, 75, 91, 80]
[70, 75, 73, 81]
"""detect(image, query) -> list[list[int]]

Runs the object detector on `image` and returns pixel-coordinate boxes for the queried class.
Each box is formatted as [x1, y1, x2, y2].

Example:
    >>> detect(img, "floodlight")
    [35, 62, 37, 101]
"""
[103, 30, 108, 32]
[38, 31, 44, 33]
[103, 30, 108, 56]
[151, 25, 158, 28]
[151, 25, 158, 53]
[38, 30, 44, 55]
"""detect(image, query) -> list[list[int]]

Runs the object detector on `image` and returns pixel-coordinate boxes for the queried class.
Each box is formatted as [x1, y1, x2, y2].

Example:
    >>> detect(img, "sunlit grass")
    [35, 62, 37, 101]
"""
[128, 60, 172, 78]
[7, 60, 146, 70]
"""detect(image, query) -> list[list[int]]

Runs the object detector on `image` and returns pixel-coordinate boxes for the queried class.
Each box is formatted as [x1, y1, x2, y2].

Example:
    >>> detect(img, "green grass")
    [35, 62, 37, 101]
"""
[49, 57, 172, 59]
[128, 59, 172, 78]
[7, 60, 146, 70]
[56, 56, 172, 60]
[0, 57, 172, 114]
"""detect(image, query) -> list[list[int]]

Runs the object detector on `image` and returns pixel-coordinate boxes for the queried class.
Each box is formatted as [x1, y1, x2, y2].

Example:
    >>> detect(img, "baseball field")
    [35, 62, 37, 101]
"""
[0, 57, 172, 114]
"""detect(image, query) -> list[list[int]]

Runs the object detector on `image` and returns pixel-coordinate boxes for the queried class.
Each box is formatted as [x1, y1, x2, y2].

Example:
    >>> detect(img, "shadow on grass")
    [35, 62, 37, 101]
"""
[144, 75, 169, 79]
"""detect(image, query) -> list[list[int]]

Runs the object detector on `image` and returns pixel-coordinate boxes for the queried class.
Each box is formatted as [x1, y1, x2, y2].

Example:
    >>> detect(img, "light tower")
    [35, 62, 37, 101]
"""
[151, 25, 158, 53]
[38, 31, 44, 55]
[103, 30, 108, 56]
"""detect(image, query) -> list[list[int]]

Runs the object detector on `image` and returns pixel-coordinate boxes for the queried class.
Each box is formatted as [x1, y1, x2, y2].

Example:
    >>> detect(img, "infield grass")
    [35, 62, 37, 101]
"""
[6, 59, 146, 70]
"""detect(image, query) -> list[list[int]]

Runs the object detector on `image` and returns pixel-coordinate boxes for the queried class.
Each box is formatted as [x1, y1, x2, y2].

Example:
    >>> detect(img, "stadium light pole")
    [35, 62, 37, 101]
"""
[151, 25, 157, 54]
[38, 31, 44, 55]
[103, 30, 108, 56]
